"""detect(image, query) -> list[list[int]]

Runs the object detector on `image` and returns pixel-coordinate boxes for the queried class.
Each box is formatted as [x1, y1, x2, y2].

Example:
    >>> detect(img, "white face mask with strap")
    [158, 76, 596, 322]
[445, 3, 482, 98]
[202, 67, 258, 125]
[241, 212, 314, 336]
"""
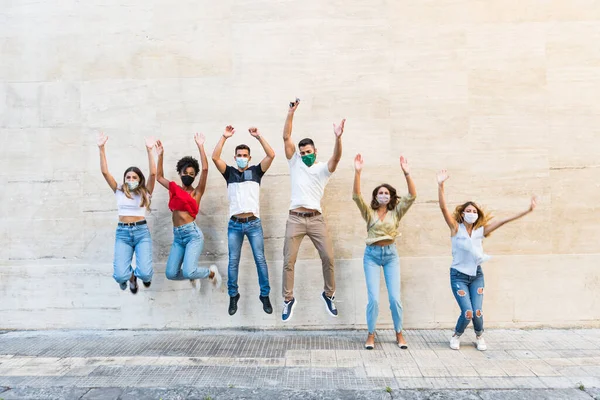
[463, 212, 478, 224]
[376, 194, 390, 205]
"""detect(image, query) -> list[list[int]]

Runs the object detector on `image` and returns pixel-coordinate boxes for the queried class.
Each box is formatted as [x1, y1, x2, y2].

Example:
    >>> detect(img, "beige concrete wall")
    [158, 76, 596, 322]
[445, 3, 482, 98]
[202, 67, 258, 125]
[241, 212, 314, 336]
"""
[1, 0, 599, 330]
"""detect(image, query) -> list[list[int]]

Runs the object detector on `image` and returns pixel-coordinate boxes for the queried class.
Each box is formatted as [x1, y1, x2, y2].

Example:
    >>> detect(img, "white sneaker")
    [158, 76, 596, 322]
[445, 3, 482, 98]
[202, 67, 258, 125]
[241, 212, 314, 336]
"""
[190, 279, 201, 292]
[209, 265, 222, 289]
[476, 336, 487, 351]
[450, 335, 461, 350]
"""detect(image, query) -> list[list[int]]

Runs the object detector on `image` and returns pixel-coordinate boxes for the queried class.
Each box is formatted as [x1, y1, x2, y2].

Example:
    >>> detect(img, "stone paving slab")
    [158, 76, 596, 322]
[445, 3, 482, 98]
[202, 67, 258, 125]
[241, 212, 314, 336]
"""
[0, 388, 599, 400]
[0, 329, 600, 397]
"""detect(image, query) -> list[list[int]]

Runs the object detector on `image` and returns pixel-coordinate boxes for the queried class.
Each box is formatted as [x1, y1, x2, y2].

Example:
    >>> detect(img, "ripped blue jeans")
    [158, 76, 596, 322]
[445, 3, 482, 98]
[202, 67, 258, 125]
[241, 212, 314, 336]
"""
[450, 266, 484, 336]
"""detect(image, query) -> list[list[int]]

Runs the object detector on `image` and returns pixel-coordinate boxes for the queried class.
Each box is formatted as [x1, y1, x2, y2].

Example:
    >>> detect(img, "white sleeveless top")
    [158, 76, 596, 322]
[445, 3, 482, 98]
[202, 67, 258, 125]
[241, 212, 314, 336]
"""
[450, 223, 491, 276]
[115, 186, 148, 217]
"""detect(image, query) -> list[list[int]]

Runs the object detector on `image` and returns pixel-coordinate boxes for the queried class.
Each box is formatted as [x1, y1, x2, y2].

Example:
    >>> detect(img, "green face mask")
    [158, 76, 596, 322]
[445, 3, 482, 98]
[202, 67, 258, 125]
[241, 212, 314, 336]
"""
[301, 153, 316, 167]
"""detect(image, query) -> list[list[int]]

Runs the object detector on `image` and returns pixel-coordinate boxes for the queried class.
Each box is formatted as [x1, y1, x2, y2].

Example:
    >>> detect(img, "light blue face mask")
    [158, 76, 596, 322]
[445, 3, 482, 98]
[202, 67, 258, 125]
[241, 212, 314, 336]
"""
[236, 157, 249, 169]
[126, 181, 139, 190]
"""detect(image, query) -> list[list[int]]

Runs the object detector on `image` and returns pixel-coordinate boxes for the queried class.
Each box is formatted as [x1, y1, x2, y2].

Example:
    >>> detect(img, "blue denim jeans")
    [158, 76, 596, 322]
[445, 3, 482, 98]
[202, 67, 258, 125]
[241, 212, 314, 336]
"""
[165, 222, 210, 280]
[450, 266, 485, 336]
[227, 218, 270, 297]
[363, 244, 403, 333]
[113, 223, 153, 284]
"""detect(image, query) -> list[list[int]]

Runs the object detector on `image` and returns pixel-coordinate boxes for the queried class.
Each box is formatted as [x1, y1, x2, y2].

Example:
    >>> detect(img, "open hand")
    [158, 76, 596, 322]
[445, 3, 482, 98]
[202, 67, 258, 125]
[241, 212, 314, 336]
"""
[333, 119, 346, 138]
[145, 136, 156, 151]
[155, 140, 164, 156]
[248, 127, 261, 138]
[437, 170, 449, 185]
[194, 132, 206, 147]
[97, 132, 108, 148]
[354, 154, 364, 172]
[223, 125, 235, 139]
[400, 155, 410, 174]
[529, 196, 538, 212]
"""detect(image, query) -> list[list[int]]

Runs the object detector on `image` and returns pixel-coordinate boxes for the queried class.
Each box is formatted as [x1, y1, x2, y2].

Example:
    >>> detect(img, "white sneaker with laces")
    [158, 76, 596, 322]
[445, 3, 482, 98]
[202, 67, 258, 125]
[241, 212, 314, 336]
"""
[450, 335, 461, 350]
[209, 265, 222, 289]
[476, 336, 487, 351]
[190, 279, 201, 292]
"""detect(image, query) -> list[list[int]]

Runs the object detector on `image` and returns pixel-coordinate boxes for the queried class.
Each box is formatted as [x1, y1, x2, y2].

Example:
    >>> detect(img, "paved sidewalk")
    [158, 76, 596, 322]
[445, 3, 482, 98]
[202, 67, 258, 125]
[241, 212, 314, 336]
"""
[0, 329, 600, 399]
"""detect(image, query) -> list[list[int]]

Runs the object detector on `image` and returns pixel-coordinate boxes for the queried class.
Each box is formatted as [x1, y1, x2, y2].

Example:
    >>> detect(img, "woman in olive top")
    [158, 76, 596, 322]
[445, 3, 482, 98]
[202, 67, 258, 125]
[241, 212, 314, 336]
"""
[352, 154, 417, 350]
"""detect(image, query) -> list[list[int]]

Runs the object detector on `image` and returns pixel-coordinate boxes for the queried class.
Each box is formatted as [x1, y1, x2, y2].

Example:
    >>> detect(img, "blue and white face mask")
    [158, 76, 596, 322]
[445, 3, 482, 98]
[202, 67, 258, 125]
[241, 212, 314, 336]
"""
[126, 181, 139, 191]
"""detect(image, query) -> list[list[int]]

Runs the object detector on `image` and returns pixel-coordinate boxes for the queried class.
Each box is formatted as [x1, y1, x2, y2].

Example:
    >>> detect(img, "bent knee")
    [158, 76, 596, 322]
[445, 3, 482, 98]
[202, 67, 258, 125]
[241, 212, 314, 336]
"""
[465, 310, 473, 320]
[475, 309, 483, 318]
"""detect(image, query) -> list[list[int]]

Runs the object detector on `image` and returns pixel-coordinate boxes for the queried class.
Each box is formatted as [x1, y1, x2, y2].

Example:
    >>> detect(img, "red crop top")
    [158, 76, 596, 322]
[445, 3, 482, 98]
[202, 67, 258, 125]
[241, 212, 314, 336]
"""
[168, 181, 199, 219]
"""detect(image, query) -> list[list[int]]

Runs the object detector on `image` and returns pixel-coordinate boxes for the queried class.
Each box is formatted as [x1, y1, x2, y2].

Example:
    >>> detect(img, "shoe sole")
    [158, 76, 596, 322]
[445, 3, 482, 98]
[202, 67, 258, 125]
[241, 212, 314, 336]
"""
[365, 345, 374, 350]
[321, 295, 338, 318]
[282, 300, 297, 322]
[398, 344, 408, 349]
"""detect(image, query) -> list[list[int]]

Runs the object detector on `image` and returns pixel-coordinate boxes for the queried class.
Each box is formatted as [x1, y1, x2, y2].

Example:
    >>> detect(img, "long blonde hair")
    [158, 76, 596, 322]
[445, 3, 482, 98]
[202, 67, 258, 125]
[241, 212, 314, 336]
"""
[453, 201, 492, 230]
[121, 167, 151, 211]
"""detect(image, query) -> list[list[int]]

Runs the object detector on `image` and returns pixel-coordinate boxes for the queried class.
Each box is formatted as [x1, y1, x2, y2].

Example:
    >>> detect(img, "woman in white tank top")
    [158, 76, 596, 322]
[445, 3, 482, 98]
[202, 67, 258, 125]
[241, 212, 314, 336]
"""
[437, 170, 537, 351]
[98, 133, 157, 294]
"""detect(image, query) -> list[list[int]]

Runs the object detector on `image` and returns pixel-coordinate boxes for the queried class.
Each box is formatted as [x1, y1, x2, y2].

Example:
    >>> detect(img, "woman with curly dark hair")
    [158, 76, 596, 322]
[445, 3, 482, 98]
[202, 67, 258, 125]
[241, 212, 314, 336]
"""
[437, 169, 537, 351]
[156, 134, 222, 290]
[352, 154, 417, 350]
[97, 133, 156, 294]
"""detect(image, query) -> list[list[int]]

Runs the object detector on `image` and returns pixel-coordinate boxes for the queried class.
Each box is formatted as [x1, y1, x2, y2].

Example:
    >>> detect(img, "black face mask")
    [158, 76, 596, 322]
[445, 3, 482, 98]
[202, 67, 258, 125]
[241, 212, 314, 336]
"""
[181, 175, 195, 187]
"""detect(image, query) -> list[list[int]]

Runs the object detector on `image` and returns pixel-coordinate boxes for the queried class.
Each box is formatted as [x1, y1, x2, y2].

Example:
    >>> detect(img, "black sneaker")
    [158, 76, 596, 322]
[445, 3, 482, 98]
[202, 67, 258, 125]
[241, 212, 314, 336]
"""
[282, 298, 297, 322]
[321, 292, 337, 317]
[259, 295, 273, 314]
[228, 293, 240, 316]
[129, 275, 138, 295]
[143, 281, 151, 288]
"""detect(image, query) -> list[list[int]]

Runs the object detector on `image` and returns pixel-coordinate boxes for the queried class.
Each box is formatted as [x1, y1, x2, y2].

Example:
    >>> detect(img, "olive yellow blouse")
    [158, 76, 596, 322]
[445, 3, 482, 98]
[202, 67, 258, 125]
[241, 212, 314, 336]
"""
[352, 193, 416, 245]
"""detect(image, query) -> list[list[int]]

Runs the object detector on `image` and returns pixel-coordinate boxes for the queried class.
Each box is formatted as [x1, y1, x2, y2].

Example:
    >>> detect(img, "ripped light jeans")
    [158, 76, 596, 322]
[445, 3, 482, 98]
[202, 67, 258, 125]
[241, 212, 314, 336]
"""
[450, 266, 484, 336]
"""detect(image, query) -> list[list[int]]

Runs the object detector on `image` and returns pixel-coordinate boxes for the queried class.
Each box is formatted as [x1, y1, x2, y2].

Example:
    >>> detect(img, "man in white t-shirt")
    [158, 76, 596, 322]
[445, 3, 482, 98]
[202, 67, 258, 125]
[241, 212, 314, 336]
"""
[281, 98, 345, 322]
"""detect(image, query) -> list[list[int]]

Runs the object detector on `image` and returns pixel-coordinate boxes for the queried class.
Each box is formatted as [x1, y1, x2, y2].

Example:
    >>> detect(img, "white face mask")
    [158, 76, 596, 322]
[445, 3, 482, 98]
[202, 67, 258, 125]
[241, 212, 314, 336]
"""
[126, 181, 139, 191]
[463, 212, 478, 224]
[376, 194, 390, 205]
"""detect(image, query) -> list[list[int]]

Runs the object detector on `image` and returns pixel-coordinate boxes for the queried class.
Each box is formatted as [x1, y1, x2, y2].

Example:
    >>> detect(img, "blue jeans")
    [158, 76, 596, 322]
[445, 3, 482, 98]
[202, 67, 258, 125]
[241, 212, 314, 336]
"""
[227, 218, 270, 297]
[113, 223, 153, 284]
[363, 244, 403, 333]
[450, 266, 485, 336]
[165, 222, 210, 280]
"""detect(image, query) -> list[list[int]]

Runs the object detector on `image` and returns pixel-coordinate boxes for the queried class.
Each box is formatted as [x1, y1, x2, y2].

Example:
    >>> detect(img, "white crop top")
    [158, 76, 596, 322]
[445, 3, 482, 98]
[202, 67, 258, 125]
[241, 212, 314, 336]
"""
[115, 186, 148, 217]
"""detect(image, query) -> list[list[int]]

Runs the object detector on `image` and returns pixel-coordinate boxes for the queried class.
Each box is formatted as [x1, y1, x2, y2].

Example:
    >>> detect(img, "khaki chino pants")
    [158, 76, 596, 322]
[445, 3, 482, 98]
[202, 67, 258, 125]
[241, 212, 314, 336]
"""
[282, 213, 335, 299]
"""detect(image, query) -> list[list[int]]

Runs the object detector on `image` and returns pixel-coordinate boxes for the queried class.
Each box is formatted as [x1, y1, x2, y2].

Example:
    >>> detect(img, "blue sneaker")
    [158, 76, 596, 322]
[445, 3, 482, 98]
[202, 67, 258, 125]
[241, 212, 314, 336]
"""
[321, 292, 338, 317]
[282, 298, 297, 322]
[119, 282, 127, 291]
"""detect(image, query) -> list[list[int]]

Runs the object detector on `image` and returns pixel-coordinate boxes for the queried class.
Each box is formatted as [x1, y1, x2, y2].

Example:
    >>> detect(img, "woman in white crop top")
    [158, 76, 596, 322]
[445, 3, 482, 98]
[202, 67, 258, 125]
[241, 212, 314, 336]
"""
[98, 133, 157, 294]
[437, 169, 537, 352]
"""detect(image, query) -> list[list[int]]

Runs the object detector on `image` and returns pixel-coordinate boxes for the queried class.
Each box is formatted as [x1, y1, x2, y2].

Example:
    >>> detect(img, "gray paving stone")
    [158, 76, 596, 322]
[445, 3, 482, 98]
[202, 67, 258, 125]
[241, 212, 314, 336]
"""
[585, 388, 600, 400]
[119, 387, 193, 400]
[0, 386, 89, 400]
[478, 388, 592, 400]
[187, 388, 392, 399]
[80, 387, 123, 400]
[394, 390, 481, 400]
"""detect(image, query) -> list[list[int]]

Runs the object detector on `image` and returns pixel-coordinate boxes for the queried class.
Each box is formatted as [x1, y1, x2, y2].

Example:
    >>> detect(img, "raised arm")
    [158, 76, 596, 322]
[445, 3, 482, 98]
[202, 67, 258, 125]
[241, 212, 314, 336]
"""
[328, 119, 345, 173]
[194, 133, 209, 198]
[145, 137, 157, 194]
[400, 155, 417, 198]
[437, 170, 458, 234]
[97, 133, 118, 192]
[353, 154, 363, 196]
[212, 125, 235, 175]
[283, 99, 299, 160]
[249, 127, 275, 172]
[155, 140, 170, 190]
[484, 196, 537, 237]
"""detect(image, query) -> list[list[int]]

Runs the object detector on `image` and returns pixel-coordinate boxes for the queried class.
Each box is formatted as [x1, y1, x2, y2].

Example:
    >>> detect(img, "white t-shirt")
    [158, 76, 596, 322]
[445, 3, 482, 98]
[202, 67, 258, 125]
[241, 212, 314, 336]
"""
[288, 152, 332, 213]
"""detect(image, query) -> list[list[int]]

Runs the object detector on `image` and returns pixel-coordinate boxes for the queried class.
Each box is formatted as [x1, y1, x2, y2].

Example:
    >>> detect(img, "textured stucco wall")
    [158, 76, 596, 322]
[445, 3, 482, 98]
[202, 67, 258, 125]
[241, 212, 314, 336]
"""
[1, 0, 600, 330]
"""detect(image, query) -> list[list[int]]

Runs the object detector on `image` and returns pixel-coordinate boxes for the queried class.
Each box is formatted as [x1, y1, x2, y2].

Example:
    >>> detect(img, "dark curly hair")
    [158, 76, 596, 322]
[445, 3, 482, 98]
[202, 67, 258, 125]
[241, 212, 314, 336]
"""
[370, 184, 399, 211]
[176, 156, 199, 175]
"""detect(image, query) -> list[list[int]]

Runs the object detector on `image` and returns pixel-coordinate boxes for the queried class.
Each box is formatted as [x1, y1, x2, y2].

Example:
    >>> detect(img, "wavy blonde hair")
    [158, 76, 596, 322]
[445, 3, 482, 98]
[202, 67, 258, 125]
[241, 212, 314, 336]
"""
[121, 167, 151, 211]
[453, 201, 492, 230]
